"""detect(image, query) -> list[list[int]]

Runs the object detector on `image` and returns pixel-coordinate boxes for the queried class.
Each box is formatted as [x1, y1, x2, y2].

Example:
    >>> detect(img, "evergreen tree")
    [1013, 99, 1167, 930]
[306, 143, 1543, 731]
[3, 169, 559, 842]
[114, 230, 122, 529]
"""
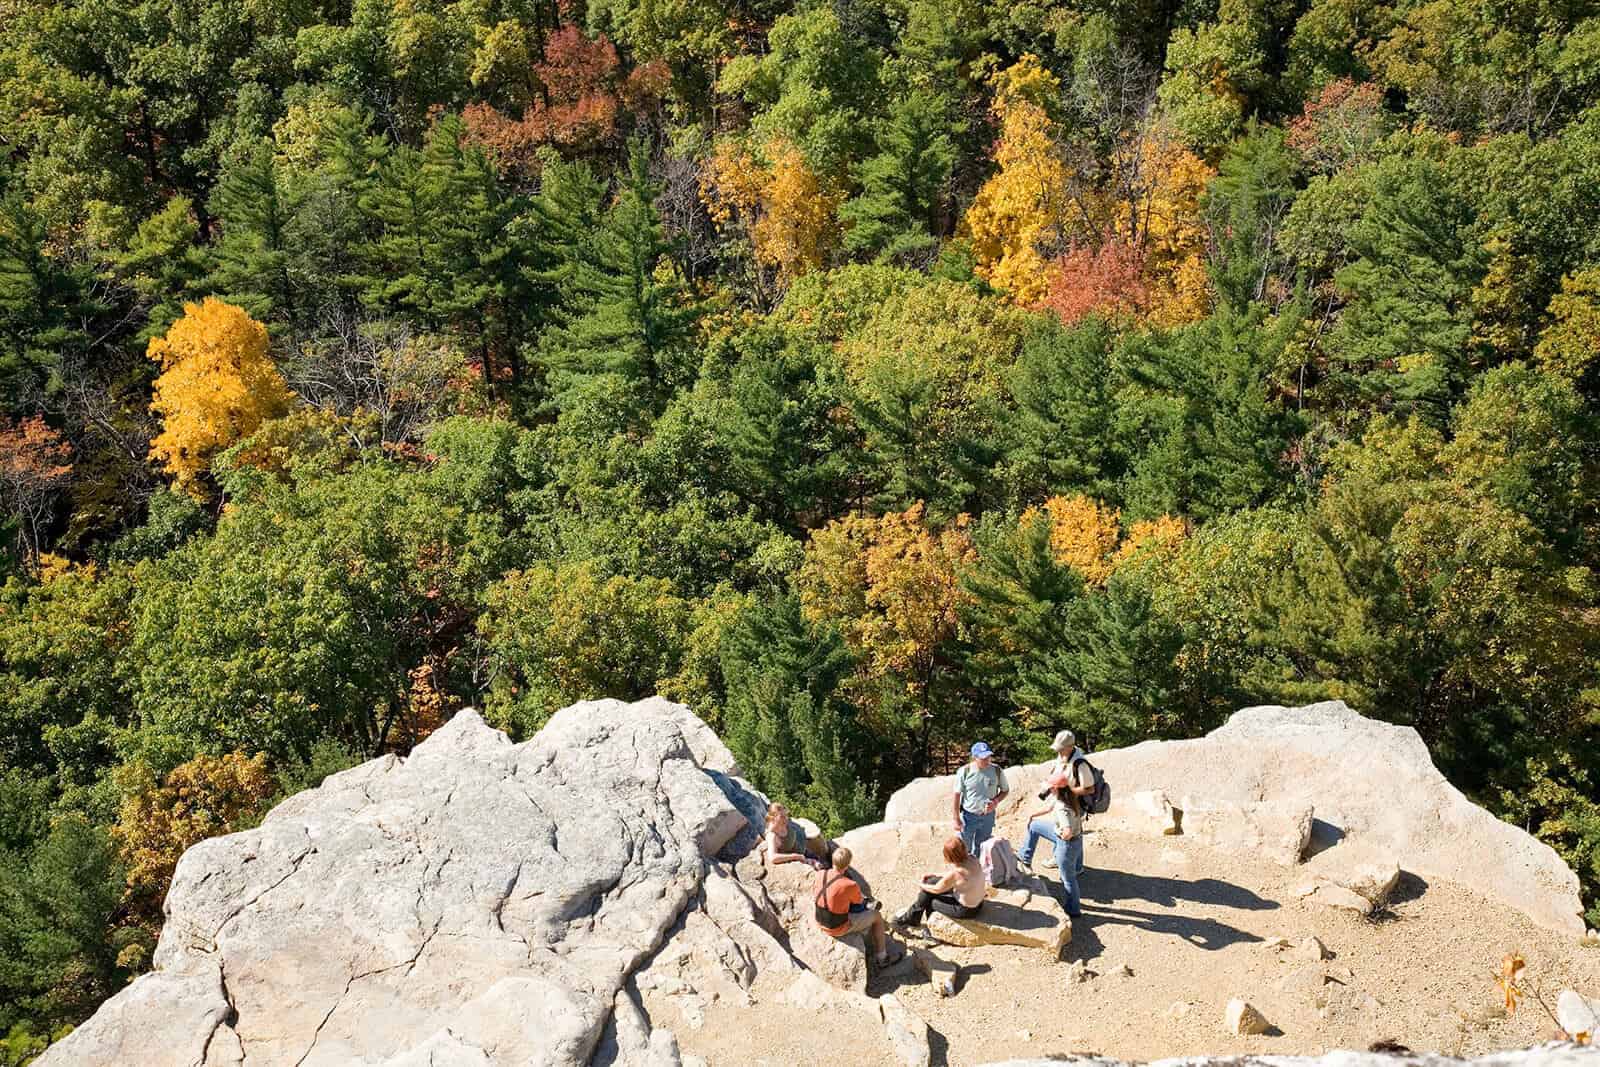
[839, 90, 957, 263]
[1004, 316, 1125, 507]
[208, 141, 312, 329]
[1204, 123, 1299, 311]
[720, 595, 877, 833]
[1326, 155, 1489, 424]
[1118, 307, 1304, 521]
[539, 142, 700, 414]
[0, 176, 99, 410]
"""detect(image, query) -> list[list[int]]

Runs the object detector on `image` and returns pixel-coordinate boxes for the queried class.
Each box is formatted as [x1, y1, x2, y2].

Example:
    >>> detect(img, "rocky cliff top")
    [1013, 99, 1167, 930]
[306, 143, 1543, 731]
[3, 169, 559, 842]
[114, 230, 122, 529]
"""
[886, 700, 1586, 935]
[39, 699, 1600, 1067]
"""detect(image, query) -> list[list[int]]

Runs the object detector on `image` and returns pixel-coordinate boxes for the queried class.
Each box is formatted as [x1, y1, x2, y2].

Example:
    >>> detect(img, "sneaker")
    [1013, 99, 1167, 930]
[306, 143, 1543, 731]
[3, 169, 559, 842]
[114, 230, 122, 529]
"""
[889, 910, 916, 929]
[864, 897, 883, 911]
[1017, 854, 1033, 870]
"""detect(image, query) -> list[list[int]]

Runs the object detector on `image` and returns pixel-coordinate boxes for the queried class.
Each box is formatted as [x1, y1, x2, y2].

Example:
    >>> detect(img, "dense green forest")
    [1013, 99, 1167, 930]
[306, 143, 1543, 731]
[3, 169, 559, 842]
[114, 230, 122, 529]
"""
[4, 0, 1600, 1051]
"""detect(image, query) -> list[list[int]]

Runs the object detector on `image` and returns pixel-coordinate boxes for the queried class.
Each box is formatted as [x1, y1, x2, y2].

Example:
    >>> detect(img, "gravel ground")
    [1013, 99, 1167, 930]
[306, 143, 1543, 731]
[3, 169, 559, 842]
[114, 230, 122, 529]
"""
[661, 812, 1600, 1066]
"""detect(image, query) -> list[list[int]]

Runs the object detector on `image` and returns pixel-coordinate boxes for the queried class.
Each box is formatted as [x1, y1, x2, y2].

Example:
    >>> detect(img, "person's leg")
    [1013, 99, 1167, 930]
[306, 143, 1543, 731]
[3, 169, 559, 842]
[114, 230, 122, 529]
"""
[959, 811, 977, 855]
[1058, 834, 1084, 917]
[967, 809, 995, 851]
[1019, 818, 1060, 865]
[869, 913, 888, 957]
[926, 892, 968, 919]
[894, 889, 937, 925]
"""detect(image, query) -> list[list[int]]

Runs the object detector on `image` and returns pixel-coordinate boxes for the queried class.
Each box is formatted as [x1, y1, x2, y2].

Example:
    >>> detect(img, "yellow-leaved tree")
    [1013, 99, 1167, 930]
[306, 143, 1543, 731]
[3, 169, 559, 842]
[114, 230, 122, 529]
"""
[702, 137, 842, 288]
[795, 502, 975, 771]
[113, 752, 276, 920]
[147, 297, 292, 494]
[961, 55, 1073, 306]
[1023, 495, 1189, 584]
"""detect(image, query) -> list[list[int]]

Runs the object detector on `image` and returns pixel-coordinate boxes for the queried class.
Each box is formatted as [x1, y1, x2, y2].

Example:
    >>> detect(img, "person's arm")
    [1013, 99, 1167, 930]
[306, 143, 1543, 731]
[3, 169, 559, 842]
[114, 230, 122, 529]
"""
[923, 867, 958, 894]
[951, 769, 964, 830]
[1027, 803, 1052, 820]
[766, 829, 809, 865]
[1069, 761, 1095, 796]
[986, 768, 1010, 813]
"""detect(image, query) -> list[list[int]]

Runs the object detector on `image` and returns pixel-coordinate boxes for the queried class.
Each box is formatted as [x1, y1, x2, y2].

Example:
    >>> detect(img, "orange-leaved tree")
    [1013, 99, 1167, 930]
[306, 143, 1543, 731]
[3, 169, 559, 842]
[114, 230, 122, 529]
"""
[113, 752, 276, 920]
[795, 502, 975, 772]
[147, 297, 292, 495]
[0, 415, 72, 570]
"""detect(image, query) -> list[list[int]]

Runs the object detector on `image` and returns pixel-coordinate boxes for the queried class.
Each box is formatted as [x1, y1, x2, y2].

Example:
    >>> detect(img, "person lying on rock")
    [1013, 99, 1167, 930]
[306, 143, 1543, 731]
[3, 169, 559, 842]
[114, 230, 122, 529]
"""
[764, 802, 833, 870]
[953, 741, 1009, 856]
[815, 846, 898, 966]
[890, 836, 986, 929]
[1015, 730, 1091, 919]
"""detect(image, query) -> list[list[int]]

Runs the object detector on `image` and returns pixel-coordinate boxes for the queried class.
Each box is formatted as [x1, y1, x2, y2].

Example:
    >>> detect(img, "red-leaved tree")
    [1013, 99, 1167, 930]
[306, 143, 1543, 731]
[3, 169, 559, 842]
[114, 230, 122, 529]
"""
[1041, 237, 1150, 325]
[0, 416, 73, 570]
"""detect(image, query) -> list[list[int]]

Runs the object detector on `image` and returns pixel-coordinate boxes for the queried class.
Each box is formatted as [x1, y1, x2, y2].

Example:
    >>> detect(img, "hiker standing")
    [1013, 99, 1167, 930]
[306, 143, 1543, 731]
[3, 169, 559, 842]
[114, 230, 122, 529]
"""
[952, 741, 1009, 857]
[1016, 730, 1094, 918]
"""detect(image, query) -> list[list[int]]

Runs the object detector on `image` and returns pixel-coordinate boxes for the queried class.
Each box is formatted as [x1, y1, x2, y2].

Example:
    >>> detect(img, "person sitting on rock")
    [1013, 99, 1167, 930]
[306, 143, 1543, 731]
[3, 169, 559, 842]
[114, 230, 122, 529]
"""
[1015, 730, 1092, 918]
[890, 836, 987, 928]
[765, 802, 831, 870]
[815, 846, 897, 966]
[952, 741, 1009, 856]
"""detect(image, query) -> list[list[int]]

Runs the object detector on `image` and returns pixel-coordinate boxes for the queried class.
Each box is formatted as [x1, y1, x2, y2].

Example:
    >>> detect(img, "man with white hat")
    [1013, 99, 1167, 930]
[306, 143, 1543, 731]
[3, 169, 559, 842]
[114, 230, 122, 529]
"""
[952, 741, 1009, 856]
[1016, 729, 1092, 918]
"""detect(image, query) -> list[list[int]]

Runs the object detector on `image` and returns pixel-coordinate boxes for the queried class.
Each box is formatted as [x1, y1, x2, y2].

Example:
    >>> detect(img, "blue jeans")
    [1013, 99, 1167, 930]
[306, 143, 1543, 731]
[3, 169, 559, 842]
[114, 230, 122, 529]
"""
[1017, 818, 1084, 917]
[959, 808, 995, 856]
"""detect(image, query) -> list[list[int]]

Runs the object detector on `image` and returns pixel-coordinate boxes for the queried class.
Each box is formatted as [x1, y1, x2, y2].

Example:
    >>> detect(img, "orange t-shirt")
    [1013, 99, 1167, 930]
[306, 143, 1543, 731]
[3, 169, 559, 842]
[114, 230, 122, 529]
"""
[816, 871, 863, 936]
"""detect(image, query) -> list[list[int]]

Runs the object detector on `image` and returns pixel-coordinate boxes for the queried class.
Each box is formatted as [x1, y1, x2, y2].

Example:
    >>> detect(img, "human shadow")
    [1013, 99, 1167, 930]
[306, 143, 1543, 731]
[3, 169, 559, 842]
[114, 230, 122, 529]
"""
[1077, 903, 1265, 951]
[1080, 867, 1279, 912]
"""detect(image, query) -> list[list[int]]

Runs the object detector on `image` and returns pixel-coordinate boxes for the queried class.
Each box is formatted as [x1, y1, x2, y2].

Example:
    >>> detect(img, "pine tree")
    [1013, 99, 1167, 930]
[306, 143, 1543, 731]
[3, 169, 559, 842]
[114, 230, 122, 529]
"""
[209, 141, 311, 329]
[1203, 123, 1298, 312]
[539, 141, 700, 414]
[720, 595, 876, 833]
[840, 90, 957, 263]
[1005, 316, 1125, 506]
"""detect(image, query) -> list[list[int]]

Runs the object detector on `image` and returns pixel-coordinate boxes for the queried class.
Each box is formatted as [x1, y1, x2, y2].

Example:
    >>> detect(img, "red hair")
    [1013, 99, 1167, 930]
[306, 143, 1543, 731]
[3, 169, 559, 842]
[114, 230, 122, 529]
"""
[943, 837, 969, 864]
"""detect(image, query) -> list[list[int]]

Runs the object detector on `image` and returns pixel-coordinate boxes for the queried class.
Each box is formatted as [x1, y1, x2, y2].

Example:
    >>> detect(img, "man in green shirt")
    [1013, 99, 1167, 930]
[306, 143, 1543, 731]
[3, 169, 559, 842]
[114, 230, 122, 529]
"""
[952, 741, 1009, 855]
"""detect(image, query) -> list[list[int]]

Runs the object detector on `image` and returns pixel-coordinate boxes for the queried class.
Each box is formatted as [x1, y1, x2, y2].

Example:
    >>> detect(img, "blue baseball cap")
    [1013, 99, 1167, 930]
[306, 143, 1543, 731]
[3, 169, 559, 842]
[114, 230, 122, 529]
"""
[970, 741, 993, 759]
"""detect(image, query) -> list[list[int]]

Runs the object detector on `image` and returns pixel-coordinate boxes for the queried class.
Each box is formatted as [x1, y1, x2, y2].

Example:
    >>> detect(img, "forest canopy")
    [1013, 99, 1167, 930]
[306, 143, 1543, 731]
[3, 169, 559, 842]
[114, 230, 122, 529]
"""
[5, 0, 1600, 1051]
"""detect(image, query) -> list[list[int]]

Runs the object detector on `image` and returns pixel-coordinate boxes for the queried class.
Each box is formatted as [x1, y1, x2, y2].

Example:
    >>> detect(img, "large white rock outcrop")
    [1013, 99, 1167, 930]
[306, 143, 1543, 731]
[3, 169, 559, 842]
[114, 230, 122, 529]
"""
[884, 701, 1586, 935]
[40, 699, 928, 1067]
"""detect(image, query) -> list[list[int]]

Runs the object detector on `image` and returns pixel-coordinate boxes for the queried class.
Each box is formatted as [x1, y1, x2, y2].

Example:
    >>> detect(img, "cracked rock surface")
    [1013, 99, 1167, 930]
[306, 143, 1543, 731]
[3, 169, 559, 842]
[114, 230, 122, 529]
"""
[39, 699, 754, 1067]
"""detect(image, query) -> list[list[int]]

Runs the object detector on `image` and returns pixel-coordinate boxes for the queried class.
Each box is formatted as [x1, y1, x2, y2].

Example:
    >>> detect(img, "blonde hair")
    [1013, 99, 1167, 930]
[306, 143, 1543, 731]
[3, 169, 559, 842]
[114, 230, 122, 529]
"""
[942, 836, 969, 865]
[831, 846, 852, 870]
[765, 803, 789, 833]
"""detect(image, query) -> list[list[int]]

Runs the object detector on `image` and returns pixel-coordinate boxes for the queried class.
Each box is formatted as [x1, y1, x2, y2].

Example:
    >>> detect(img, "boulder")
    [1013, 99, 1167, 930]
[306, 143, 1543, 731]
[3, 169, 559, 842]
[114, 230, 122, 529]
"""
[1297, 936, 1331, 962]
[1315, 857, 1402, 904]
[38, 700, 797, 1067]
[1098, 789, 1180, 836]
[883, 701, 1587, 934]
[1296, 881, 1375, 915]
[1180, 799, 1315, 866]
[1224, 998, 1272, 1035]
[920, 874, 1072, 957]
[1557, 989, 1600, 1039]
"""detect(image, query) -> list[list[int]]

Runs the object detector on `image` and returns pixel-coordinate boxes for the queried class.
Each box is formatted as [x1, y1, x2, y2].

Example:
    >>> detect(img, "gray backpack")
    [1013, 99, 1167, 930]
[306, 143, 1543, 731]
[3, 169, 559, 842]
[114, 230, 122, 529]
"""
[1072, 753, 1112, 817]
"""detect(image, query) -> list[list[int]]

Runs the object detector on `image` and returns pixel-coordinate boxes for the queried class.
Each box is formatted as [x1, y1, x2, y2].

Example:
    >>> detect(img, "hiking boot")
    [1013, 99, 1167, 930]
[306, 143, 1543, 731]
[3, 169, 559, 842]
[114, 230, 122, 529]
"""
[889, 910, 917, 929]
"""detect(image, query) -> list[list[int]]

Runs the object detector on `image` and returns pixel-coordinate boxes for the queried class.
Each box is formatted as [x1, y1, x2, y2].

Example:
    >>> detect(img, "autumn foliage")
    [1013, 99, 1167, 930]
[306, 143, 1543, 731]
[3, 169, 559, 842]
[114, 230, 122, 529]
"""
[1042, 238, 1150, 325]
[462, 29, 667, 173]
[703, 137, 843, 283]
[962, 56, 1073, 306]
[147, 298, 292, 494]
[113, 752, 276, 911]
[0, 416, 72, 568]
